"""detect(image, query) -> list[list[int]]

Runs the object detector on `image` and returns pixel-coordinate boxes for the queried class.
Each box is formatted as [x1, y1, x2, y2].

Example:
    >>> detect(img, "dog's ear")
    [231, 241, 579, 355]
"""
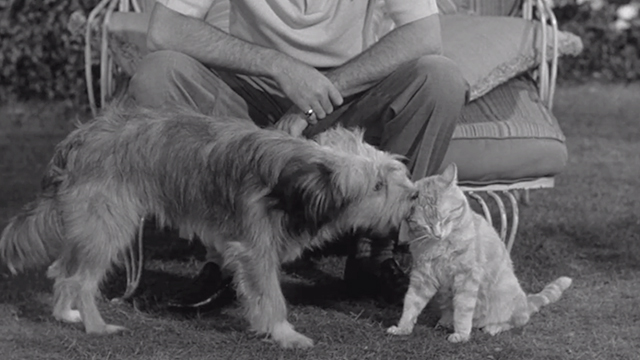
[269, 159, 346, 236]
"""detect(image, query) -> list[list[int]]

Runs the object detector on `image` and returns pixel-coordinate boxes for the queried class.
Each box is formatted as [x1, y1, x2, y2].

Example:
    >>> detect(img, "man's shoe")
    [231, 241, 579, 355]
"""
[343, 255, 379, 298]
[167, 262, 235, 309]
[378, 258, 410, 305]
[343, 256, 409, 304]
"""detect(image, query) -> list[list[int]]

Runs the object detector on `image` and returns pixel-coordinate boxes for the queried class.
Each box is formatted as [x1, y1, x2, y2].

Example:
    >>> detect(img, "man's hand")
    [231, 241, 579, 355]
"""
[274, 61, 344, 120]
[149, 3, 344, 121]
[274, 108, 310, 137]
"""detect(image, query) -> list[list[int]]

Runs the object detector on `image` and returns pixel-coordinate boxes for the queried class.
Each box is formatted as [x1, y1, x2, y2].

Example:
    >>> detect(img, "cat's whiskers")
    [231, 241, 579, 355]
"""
[405, 232, 433, 245]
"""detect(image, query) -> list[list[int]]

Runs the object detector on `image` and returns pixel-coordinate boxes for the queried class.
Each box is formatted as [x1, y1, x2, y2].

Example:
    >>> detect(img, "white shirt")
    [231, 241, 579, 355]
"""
[156, 0, 439, 67]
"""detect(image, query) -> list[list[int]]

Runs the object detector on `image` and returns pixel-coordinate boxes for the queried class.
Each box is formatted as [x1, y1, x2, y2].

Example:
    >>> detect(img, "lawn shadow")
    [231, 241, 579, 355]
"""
[0, 269, 54, 324]
[74, 219, 441, 332]
[278, 260, 441, 329]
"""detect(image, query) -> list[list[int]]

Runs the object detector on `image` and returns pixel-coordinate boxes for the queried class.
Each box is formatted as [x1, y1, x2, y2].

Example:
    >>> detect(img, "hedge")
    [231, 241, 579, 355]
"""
[554, 0, 640, 83]
[0, 0, 100, 104]
[0, 0, 639, 104]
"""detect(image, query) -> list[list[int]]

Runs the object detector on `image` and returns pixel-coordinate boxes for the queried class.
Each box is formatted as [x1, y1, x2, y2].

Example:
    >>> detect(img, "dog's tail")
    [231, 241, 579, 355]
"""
[527, 276, 573, 315]
[0, 192, 65, 275]
[0, 144, 71, 275]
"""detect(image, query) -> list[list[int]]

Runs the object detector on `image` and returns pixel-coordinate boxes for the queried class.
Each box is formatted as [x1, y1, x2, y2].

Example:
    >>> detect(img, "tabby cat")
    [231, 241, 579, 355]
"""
[387, 163, 572, 343]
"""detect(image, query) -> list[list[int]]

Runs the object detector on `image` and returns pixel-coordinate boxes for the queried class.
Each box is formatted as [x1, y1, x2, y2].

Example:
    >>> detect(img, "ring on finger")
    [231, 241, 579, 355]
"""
[304, 109, 315, 118]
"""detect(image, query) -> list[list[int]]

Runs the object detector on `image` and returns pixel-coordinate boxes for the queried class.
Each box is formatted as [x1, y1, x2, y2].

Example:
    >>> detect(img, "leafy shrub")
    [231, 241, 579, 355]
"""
[0, 0, 639, 104]
[0, 0, 100, 104]
[553, 0, 640, 82]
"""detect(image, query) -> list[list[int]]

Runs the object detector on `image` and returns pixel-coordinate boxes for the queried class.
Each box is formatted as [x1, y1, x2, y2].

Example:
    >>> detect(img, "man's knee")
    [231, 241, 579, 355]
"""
[129, 50, 202, 107]
[412, 55, 469, 104]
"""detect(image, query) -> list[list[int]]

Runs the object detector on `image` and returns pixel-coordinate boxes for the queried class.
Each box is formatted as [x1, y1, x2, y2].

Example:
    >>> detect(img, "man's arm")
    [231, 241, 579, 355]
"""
[147, 2, 287, 78]
[325, 14, 443, 98]
[147, 2, 342, 119]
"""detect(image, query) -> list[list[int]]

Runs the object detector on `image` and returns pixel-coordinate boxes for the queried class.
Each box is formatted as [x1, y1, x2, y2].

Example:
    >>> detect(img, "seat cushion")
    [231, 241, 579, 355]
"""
[439, 76, 568, 185]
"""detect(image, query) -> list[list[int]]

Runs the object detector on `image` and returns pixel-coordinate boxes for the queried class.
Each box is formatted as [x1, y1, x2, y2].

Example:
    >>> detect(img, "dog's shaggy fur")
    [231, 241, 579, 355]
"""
[0, 105, 417, 348]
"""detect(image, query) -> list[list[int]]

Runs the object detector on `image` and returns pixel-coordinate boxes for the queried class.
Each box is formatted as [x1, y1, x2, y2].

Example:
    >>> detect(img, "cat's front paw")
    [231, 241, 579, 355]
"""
[483, 323, 510, 336]
[387, 325, 412, 336]
[447, 332, 470, 343]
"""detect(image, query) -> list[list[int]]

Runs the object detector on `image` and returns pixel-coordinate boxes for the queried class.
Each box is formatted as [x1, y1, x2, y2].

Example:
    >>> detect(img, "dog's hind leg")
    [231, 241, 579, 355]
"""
[225, 241, 314, 349]
[56, 190, 139, 334]
[76, 268, 127, 334]
[53, 247, 128, 334]
[48, 260, 82, 324]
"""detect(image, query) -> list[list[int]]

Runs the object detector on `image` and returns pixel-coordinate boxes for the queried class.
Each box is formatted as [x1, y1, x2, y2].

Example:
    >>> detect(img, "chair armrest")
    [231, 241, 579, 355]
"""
[521, 0, 559, 108]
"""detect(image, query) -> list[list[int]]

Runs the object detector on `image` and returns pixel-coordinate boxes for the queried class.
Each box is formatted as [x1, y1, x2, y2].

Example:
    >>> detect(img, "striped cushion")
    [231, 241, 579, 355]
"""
[440, 76, 568, 184]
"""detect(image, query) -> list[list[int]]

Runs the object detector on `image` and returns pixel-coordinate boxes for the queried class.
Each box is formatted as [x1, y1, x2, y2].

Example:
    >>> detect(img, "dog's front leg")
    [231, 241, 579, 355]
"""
[227, 242, 314, 349]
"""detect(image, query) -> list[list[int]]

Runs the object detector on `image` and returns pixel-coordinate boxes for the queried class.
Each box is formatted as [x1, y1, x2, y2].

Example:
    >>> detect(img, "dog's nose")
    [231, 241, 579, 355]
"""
[409, 189, 419, 201]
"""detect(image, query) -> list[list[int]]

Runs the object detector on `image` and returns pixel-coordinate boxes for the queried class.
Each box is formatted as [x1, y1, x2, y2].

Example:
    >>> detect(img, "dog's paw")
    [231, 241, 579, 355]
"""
[483, 324, 510, 336]
[447, 332, 470, 343]
[55, 309, 82, 323]
[86, 324, 128, 335]
[271, 321, 314, 349]
[278, 332, 314, 349]
[386, 325, 412, 336]
[105, 324, 128, 334]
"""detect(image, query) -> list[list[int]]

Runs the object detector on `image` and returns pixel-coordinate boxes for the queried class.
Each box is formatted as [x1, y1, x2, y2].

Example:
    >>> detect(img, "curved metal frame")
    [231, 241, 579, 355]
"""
[523, 0, 559, 109]
[111, 216, 145, 302]
[84, 0, 146, 302]
[86, 0, 141, 116]
[461, 177, 554, 253]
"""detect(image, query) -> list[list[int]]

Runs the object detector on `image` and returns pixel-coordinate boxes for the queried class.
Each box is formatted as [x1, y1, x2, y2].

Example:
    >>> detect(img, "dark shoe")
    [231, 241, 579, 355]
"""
[378, 258, 410, 305]
[344, 256, 379, 298]
[343, 256, 409, 305]
[167, 262, 235, 310]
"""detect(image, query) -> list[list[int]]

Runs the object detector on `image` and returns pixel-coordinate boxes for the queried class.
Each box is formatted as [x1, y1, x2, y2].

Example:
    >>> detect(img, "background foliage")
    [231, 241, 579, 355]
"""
[0, 0, 100, 104]
[554, 0, 640, 83]
[0, 0, 639, 104]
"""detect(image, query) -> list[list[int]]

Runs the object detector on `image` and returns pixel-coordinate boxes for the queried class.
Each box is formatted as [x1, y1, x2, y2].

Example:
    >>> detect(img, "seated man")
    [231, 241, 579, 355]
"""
[128, 0, 468, 307]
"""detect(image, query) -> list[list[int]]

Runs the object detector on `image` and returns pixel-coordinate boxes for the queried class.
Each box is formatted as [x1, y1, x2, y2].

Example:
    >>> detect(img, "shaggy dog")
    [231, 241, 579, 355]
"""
[0, 105, 417, 348]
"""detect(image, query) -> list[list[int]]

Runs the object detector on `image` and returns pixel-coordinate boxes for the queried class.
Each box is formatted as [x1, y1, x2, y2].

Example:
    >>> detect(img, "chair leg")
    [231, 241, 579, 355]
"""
[468, 192, 492, 228]
[466, 190, 521, 253]
[503, 191, 520, 253]
[487, 191, 508, 241]
[112, 216, 145, 303]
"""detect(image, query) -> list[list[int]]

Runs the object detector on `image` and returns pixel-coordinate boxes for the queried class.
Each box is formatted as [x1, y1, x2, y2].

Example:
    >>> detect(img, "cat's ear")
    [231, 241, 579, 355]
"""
[440, 163, 458, 188]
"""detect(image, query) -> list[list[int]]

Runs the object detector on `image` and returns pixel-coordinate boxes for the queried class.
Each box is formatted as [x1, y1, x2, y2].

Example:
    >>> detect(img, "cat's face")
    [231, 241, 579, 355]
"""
[401, 163, 467, 242]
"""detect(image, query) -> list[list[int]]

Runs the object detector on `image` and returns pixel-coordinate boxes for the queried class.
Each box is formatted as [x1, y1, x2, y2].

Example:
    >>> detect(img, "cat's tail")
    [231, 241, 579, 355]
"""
[527, 276, 573, 314]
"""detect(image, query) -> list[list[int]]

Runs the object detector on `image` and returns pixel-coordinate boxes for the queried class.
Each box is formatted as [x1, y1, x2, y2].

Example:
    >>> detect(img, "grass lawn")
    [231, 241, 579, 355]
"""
[1, 82, 639, 360]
